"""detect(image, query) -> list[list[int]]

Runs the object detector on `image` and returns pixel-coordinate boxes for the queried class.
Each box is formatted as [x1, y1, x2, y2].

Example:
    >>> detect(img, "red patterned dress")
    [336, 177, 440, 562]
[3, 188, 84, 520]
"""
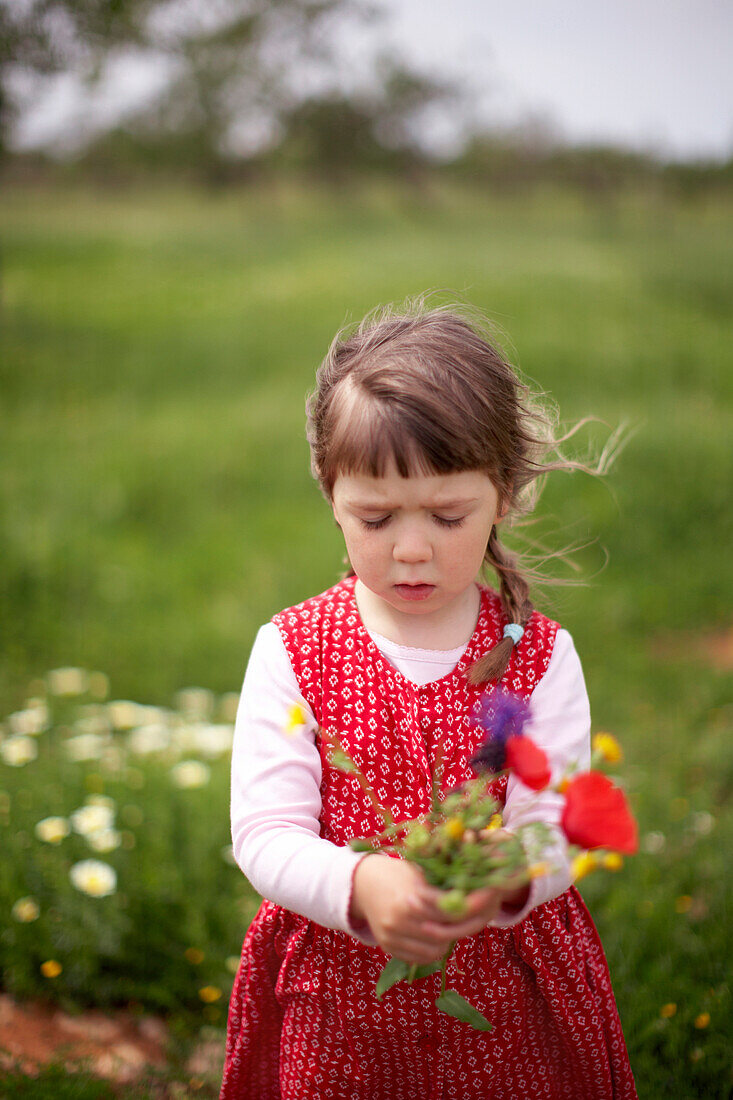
[221, 576, 637, 1099]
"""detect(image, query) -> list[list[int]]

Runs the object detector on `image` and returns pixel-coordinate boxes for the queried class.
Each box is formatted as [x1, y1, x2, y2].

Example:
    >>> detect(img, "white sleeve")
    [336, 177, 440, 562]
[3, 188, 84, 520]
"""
[230, 622, 374, 943]
[489, 627, 591, 927]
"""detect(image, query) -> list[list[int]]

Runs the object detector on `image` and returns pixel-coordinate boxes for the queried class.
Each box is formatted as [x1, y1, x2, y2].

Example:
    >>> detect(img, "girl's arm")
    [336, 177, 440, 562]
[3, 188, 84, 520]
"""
[230, 622, 375, 943]
[488, 628, 592, 926]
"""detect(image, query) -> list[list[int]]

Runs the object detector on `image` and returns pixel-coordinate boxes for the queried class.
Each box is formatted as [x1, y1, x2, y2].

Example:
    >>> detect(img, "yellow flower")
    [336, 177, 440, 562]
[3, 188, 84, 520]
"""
[571, 852, 598, 881]
[488, 813, 503, 831]
[675, 895, 693, 914]
[444, 816, 465, 841]
[41, 960, 62, 978]
[660, 1003, 677, 1018]
[12, 897, 40, 922]
[185, 947, 205, 964]
[592, 733, 623, 764]
[694, 1012, 710, 1029]
[602, 852, 624, 872]
[198, 986, 222, 1003]
[528, 862, 550, 879]
[284, 703, 307, 735]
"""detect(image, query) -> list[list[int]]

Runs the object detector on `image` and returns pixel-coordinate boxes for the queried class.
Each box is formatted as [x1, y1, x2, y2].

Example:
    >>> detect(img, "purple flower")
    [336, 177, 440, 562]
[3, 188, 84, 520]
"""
[468, 690, 531, 775]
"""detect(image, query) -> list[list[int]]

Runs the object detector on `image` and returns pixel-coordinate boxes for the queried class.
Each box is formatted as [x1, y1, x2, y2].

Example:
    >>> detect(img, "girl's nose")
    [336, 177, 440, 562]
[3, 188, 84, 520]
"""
[393, 524, 432, 563]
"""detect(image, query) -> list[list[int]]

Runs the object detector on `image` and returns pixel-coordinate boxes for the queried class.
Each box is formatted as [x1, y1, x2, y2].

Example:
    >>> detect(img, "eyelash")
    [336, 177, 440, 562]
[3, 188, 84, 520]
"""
[360, 516, 466, 531]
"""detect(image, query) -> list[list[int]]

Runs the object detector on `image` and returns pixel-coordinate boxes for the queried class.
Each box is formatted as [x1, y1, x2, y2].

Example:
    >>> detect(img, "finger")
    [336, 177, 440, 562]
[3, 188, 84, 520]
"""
[463, 887, 500, 915]
[411, 880, 473, 911]
[441, 910, 500, 940]
[384, 937, 450, 965]
[410, 883, 448, 911]
[379, 911, 457, 949]
[414, 888, 496, 925]
[408, 919, 461, 948]
[406, 891, 459, 924]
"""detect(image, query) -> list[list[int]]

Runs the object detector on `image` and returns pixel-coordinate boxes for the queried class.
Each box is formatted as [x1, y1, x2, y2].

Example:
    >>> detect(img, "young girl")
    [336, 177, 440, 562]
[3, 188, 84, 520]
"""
[221, 299, 637, 1100]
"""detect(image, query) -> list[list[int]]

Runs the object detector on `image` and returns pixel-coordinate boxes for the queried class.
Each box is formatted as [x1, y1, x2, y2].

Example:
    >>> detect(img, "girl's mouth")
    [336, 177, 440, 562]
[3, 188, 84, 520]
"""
[393, 584, 435, 601]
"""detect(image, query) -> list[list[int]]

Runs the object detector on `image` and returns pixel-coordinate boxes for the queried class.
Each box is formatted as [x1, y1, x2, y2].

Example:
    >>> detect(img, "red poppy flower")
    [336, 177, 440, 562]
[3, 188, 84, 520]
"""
[561, 771, 638, 854]
[505, 735, 551, 791]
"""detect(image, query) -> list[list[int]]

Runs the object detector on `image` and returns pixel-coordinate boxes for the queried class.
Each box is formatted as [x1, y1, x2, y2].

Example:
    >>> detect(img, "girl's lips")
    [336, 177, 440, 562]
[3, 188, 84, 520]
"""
[393, 584, 435, 602]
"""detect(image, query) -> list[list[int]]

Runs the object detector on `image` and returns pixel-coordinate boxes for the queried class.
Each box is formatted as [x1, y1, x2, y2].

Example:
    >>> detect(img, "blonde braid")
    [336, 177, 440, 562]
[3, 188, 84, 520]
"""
[467, 528, 534, 685]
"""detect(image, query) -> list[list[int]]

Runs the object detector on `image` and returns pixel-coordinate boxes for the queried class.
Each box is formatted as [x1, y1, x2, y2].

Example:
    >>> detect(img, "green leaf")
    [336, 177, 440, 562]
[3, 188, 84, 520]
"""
[436, 989, 493, 1031]
[376, 958, 410, 999]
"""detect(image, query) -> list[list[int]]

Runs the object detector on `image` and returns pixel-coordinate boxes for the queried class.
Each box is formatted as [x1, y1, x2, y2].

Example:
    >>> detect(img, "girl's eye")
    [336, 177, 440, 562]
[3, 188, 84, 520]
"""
[359, 515, 466, 531]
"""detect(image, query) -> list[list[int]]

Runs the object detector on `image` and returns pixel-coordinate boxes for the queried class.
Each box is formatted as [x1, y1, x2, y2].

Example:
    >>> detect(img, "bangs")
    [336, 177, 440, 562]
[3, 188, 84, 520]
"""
[323, 375, 489, 490]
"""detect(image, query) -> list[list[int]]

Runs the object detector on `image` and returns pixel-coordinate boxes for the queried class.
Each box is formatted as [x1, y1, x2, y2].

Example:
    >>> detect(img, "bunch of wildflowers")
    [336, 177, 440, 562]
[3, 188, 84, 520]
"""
[323, 687, 638, 1031]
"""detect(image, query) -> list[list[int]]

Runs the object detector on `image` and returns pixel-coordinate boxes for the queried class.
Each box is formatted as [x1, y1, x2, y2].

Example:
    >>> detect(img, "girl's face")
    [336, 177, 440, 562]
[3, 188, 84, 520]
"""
[331, 461, 506, 625]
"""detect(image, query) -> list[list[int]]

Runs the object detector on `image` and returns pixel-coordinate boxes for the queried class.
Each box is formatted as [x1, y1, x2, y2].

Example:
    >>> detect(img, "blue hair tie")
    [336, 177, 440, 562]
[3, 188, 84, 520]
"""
[503, 623, 524, 646]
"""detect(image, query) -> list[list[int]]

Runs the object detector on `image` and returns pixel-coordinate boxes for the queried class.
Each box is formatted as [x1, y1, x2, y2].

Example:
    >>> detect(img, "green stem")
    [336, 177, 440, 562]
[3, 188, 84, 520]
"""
[322, 726, 394, 826]
[440, 941, 456, 995]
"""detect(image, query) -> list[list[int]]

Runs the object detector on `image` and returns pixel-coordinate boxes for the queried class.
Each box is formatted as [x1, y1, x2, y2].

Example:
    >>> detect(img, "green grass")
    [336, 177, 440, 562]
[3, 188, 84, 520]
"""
[0, 1059, 220, 1098]
[1, 180, 732, 1097]
[0, 1064, 121, 1099]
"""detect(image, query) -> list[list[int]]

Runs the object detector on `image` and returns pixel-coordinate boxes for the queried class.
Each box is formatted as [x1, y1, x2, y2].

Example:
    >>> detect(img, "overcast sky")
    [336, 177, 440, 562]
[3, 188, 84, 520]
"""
[13, 0, 733, 161]
[374, 0, 733, 160]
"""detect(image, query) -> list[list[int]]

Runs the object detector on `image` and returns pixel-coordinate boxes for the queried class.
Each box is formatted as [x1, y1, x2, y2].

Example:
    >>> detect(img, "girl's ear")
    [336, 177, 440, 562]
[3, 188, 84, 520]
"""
[497, 495, 511, 521]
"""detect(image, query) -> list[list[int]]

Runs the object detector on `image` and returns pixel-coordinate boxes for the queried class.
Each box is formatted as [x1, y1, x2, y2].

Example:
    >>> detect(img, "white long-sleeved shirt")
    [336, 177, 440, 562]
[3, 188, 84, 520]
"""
[230, 622, 591, 945]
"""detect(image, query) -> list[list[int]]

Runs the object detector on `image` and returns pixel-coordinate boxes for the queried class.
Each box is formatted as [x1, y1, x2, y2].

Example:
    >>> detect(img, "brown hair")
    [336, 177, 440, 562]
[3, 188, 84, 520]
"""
[307, 294, 617, 685]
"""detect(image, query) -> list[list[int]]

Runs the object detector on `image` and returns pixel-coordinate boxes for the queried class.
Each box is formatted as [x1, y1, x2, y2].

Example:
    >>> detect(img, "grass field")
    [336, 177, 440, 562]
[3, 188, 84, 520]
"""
[1, 180, 731, 1097]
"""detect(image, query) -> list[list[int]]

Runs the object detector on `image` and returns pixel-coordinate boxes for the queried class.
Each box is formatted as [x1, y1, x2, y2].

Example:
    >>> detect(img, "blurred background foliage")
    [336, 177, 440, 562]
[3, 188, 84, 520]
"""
[1, 2, 732, 1097]
[1, 0, 731, 194]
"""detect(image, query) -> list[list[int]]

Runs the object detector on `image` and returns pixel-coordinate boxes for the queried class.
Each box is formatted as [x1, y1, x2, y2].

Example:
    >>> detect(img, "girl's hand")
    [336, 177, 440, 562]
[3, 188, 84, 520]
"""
[350, 854, 458, 964]
[350, 854, 528, 964]
[447, 877, 531, 928]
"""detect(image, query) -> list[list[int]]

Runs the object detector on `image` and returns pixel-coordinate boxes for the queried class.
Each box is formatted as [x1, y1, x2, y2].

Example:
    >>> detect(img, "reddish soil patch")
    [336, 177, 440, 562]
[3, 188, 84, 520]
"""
[0, 994, 224, 1090]
[0, 993, 169, 1083]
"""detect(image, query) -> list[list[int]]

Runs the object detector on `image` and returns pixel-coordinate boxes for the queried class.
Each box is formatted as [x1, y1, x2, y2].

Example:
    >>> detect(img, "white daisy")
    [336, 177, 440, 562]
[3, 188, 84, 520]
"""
[69, 859, 117, 897]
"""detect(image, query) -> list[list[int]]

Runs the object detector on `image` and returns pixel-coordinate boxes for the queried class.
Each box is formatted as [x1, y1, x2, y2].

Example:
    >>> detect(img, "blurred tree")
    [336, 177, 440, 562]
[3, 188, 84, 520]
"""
[0, 0, 154, 161]
[271, 55, 461, 181]
[0, 0, 374, 177]
[272, 93, 387, 177]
